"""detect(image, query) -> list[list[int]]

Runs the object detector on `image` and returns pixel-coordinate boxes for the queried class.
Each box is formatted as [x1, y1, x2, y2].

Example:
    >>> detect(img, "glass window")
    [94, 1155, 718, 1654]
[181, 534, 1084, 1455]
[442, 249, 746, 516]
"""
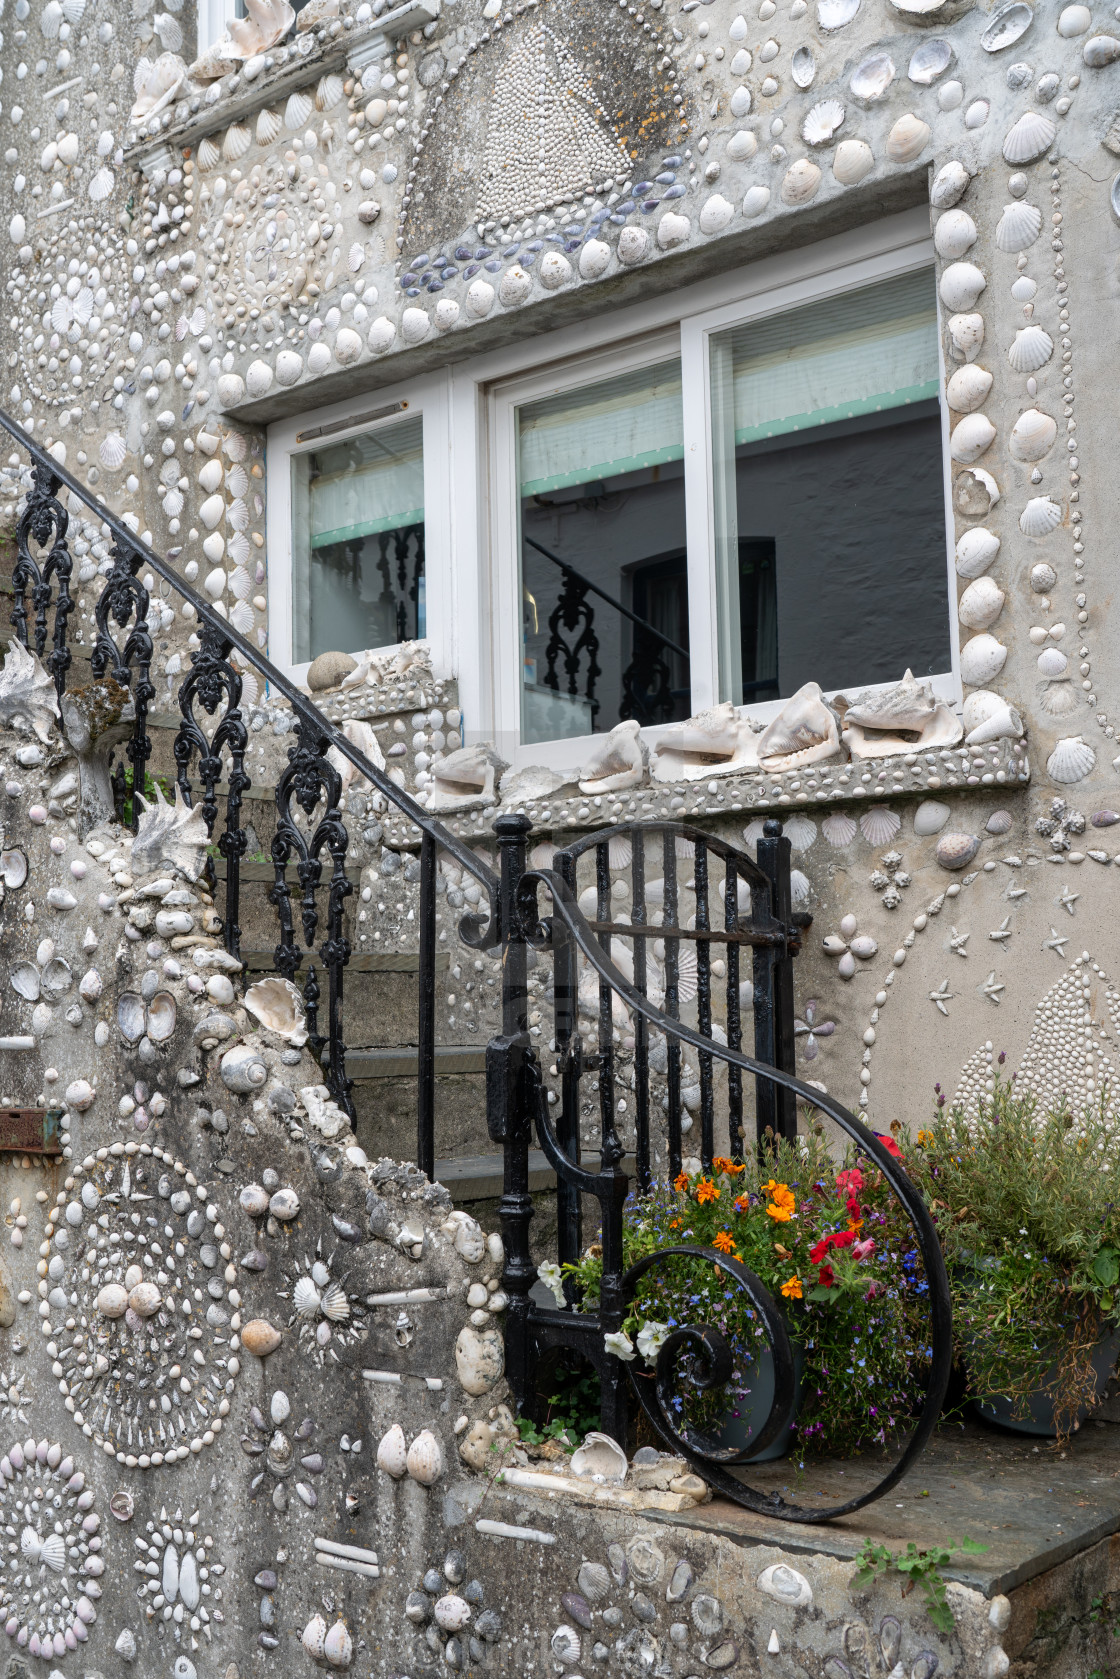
[517, 360, 689, 747]
[709, 269, 949, 706]
[290, 414, 425, 665]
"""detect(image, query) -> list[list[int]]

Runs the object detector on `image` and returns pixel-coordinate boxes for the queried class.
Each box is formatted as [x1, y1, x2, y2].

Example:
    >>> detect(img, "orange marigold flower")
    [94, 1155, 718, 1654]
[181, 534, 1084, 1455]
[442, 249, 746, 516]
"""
[917, 1129, 934, 1147]
[673, 1171, 689, 1193]
[762, 1178, 796, 1222]
[712, 1157, 745, 1176]
[695, 1178, 720, 1205]
[733, 1195, 750, 1214]
[712, 1230, 736, 1254]
[780, 1275, 803, 1300]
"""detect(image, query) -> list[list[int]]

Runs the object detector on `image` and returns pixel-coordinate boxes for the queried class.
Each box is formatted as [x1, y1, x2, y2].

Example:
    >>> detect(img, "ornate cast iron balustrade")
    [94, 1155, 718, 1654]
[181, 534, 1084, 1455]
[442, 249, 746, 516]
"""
[1, 408, 951, 1517]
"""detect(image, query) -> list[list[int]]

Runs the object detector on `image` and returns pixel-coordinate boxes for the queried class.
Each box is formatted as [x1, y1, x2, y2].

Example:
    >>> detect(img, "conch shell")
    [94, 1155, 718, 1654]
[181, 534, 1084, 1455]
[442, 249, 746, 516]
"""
[229, 0, 296, 56]
[756, 682, 840, 772]
[327, 719, 385, 796]
[838, 669, 963, 758]
[425, 743, 507, 813]
[0, 638, 60, 743]
[130, 783, 210, 881]
[650, 703, 760, 783]
[577, 719, 646, 795]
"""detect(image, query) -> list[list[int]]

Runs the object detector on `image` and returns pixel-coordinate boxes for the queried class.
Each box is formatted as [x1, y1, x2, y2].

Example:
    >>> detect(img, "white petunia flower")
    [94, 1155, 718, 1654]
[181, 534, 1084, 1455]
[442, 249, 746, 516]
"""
[537, 1260, 566, 1309]
[636, 1320, 670, 1363]
[603, 1330, 636, 1362]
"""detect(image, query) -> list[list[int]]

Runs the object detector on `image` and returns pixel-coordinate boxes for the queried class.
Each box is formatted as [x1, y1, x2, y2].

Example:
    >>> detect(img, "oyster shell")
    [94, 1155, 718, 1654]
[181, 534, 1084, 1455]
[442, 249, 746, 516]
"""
[756, 683, 840, 772]
[244, 976, 308, 1044]
[117, 992, 145, 1042]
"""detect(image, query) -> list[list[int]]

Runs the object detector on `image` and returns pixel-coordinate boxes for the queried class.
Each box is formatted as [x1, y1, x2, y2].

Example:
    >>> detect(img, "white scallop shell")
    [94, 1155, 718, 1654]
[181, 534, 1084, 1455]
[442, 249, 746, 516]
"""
[784, 814, 818, 852]
[227, 464, 249, 497]
[959, 633, 1008, 686]
[860, 806, 901, 846]
[1009, 408, 1057, 462]
[315, 73, 344, 111]
[1011, 275, 1037, 302]
[293, 1276, 322, 1317]
[1036, 647, 1069, 678]
[162, 488, 184, 518]
[285, 91, 314, 130]
[822, 813, 857, 847]
[886, 113, 930, 163]
[930, 159, 970, 208]
[947, 311, 984, 363]
[89, 166, 115, 202]
[945, 363, 992, 414]
[939, 262, 986, 312]
[228, 564, 252, 601]
[227, 530, 251, 565]
[256, 107, 282, 145]
[950, 413, 997, 464]
[348, 242, 365, 273]
[958, 576, 1005, 631]
[197, 136, 221, 172]
[1047, 736, 1096, 785]
[551, 1626, 582, 1664]
[224, 431, 248, 463]
[99, 433, 127, 469]
[801, 99, 845, 144]
[995, 200, 1042, 252]
[229, 600, 255, 634]
[1007, 324, 1053, 373]
[1003, 111, 1057, 164]
[933, 208, 977, 259]
[955, 527, 1000, 578]
[221, 123, 252, 161]
[1019, 495, 1062, 536]
[1040, 680, 1079, 716]
[850, 50, 894, 100]
[321, 1281, 351, 1322]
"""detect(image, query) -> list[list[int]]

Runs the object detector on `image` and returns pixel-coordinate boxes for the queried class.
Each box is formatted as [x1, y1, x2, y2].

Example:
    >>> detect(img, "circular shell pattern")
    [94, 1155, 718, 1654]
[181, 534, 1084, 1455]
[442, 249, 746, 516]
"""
[42, 1146, 240, 1468]
[0, 1437, 104, 1660]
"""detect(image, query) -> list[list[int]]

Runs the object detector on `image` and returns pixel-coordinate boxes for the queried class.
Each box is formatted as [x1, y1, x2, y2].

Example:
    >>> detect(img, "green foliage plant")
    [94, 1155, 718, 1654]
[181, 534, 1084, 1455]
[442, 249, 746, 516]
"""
[852, 1536, 989, 1635]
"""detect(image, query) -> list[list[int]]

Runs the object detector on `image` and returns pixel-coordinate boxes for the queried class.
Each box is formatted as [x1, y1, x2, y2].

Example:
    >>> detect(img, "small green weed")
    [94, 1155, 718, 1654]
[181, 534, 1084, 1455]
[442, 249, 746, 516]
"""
[852, 1536, 989, 1636]
[516, 1359, 601, 1451]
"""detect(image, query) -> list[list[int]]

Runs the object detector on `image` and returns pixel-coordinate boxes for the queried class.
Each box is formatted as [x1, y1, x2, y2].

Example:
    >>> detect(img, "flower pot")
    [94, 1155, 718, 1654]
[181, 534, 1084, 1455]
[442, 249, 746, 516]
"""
[972, 1329, 1120, 1438]
[709, 1341, 805, 1464]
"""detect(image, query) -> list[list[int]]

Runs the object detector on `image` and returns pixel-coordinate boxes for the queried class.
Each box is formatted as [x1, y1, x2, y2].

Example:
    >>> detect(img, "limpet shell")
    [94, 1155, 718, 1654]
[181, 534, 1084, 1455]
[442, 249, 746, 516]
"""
[757, 1563, 813, 1607]
[935, 831, 980, 870]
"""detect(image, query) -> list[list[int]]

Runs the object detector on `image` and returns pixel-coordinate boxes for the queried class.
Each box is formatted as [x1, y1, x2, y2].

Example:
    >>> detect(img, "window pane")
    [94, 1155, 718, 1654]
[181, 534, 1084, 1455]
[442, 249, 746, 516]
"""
[518, 360, 689, 746]
[290, 415, 425, 665]
[710, 270, 950, 705]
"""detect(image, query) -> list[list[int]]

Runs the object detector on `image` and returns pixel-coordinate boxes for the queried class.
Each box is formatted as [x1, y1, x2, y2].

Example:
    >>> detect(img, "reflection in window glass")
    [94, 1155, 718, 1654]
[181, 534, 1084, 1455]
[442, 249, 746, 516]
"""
[518, 361, 689, 747]
[290, 415, 425, 665]
[710, 270, 950, 706]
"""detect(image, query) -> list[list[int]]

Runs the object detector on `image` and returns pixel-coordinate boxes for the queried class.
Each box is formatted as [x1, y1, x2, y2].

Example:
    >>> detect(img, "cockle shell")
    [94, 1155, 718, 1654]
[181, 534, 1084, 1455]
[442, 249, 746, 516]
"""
[933, 209, 977, 259]
[914, 799, 951, 836]
[551, 1626, 582, 1663]
[727, 130, 758, 160]
[1003, 111, 1056, 164]
[571, 1431, 628, 1482]
[1031, 562, 1058, 592]
[833, 140, 874, 184]
[244, 976, 308, 1044]
[859, 807, 901, 846]
[757, 1564, 813, 1607]
[958, 576, 1005, 630]
[945, 364, 992, 414]
[947, 312, 984, 362]
[801, 99, 845, 143]
[955, 527, 1000, 578]
[128, 1281, 162, 1317]
[936, 831, 980, 870]
[886, 113, 930, 163]
[1008, 324, 1053, 373]
[950, 413, 996, 464]
[577, 1562, 612, 1603]
[1048, 737, 1096, 784]
[959, 634, 1008, 686]
[930, 159, 970, 208]
[1020, 496, 1062, 536]
[1009, 409, 1057, 462]
[939, 263, 986, 312]
[1037, 647, 1069, 678]
[406, 1429, 445, 1486]
[780, 159, 822, 203]
[850, 51, 894, 100]
[321, 1282, 351, 1322]
[376, 1424, 408, 1477]
[757, 682, 840, 770]
[995, 201, 1042, 252]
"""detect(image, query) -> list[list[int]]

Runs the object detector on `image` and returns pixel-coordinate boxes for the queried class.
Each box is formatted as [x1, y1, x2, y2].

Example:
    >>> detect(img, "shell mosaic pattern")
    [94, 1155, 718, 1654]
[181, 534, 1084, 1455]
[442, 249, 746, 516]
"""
[0, 1437, 103, 1662]
[41, 1149, 239, 1468]
[277, 1246, 368, 1365]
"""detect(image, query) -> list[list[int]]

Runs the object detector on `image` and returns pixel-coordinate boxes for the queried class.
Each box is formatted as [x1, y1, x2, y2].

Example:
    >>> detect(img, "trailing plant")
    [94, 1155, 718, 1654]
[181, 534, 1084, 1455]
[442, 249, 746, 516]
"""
[551, 1130, 933, 1459]
[515, 1356, 601, 1451]
[852, 1536, 989, 1635]
[909, 1069, 1120, 1434]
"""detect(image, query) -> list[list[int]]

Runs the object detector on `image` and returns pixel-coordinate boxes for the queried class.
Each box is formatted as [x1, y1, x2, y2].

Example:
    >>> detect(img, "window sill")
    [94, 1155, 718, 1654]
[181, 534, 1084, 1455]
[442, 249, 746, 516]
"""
[379, 734, 1030, 848]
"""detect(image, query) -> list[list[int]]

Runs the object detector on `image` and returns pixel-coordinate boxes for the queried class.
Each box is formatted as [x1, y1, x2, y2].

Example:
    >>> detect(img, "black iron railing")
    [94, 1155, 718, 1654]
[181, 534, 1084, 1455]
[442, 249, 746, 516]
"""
[1, 407, 951, 1516]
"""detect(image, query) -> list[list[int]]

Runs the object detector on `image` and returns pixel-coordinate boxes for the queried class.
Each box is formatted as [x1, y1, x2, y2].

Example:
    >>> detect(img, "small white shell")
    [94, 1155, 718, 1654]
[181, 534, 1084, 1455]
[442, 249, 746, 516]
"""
[958, 576, 1005, 631]
[1020, 495, 1062, 536]
[376, 1423, 408, 1477]
[950, 413, 997, 464]
[930, 159, 971, 208]
[197, 136, 221, 172]
[221, 123, 251, 161]
[945, 364, 992, 414]
[1030, 562, 1057, 592]
[323, 1621, 353, 1669]
[89, 166, 115, 201]
[1011, 275, 1037, 302]
[995, 200, 1042, 252]
[955, 527, 1000, 578]
[1009, 408, 1057, 463]
[256, 107, 282, 145]
[947, 311, 984, 363]
[1037, 647, 1069, 678]
[285, 91, 314, 130]
[99, 433, 127, 469]
[859, 807, 901, 846]
[792, 45, 815, 86]
[293, 1276, 322, 1317]
[886, 113, 931, 163]
[849, 51, 894, 101]
[780, 159, 822, 204]
[832, 139, 874, 184]
[302, 1615, 328, 1662]
[757, 1563, 813, 1607]
[1047, 736, 1096, 785]
[406, 1429, 445, 1486]
[822, 813, 857, 847]
[933, 208, 977, 259]
[1003, 110, 1057, 164]
[1007, 324, 1054, 373]
[959, 633, 1008, 686]
[321, 1282, 351, 1322]
[316, 73, 344, 110]
[801, 99, 845, 144]
[939, 263, 986, 312]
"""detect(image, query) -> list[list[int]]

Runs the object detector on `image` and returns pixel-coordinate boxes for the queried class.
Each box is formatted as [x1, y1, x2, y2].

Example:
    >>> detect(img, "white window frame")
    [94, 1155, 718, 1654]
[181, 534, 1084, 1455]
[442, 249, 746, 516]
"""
[265, 206, 956, 767]
[266, 368, 454, 689]
[196, 0, 236, 52]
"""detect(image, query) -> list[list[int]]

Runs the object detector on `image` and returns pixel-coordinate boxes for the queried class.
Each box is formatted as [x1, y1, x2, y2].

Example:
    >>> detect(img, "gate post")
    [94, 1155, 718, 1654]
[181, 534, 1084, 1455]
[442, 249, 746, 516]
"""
[489, 812, 535, 1418]
[755, 817, 798, 1143]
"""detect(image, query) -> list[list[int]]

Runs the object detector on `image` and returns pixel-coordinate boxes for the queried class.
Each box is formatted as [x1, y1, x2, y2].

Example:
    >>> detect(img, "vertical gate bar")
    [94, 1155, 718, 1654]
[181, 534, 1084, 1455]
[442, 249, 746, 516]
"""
[756, 817, 797, 1143]
[494, 813, 535, 1419]
[630, 827, 651, 1194]
[751, 863, 778, 1147]
[663, 830, 682, 1183]
[417, 829, 437, 1182]
[694, 839, 714, 1172]
[594, 837, 629, 1447]
[556, 846, 581, 1286]
[725, 859, 744, 1164]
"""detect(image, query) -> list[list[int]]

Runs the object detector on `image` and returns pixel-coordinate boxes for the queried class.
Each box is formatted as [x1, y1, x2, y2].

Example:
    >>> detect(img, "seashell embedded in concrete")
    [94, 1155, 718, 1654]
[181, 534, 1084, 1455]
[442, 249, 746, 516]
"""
[406, 1429, 445, 1485]
[945, 364, 992, 414]
[96, 1283, 128, 1318]
[780, 159, 822, 204]
[303, 1615, 328, 1662]
[1084, 34, 1120, 66]
[914, 800, 951, 837]
[850, 51, 894, 100]
[323, 1620, 353, 1669]
[241, 1318, 283, 1357]
[1008, 324, 1053, 373]
[551, 1625, 582, 1663]
[947, 311, 984, 363]
[940, 264, 987, 313]
[886, 113, 930, 163]
[833, 139, 874, 183]
[955, 527, 1000, 578]
[244, 976, 308, 1044]
[981, 2, 1034, 52]
[959, 634, 1008, 686]
[1009, 408, 1057, 462]
[128, 1281, 162, 1318]
[965, 700, 1023, 744]
[996, 200, 1042, 252]
[950, 413, 996, 464]
[10, 962, 40, 1002]
[958, 577, 1006, 631]
[426, 743, 507, 812]
[802, 99, 845, 143]
[936, 831, 980, 870]
[792, 45, 815, 86]
[0, 850, 27, 889]
[434, 1595, 472, 1632]
[1003, 110, 1056, 163]
[933, 208, 977, 259]
[1020, 497, 1062, 537]
[220, 1044, 268, 1092]
[571, 1431, 628, 1482]
[1048, 736, 1096, 784]
[757, 1563, 813, 1607]
[377, 1424, 408, 1477]
[146, 991, 177, 1042]
[758, 683, 841, 771]
[930, 159, 970, 208]
[910, 38, 953, 84]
